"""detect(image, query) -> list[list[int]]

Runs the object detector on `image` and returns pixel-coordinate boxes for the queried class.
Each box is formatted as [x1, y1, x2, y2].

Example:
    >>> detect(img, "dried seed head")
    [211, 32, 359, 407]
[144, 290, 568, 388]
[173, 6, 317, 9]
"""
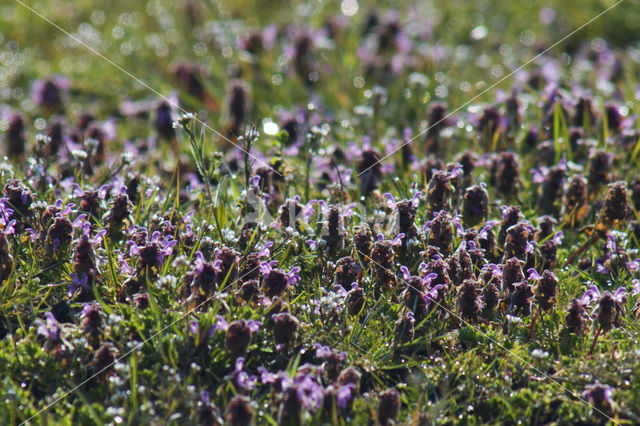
[106, 194, 130, 240]
[498, 206, 522, 247]
[46, 217, 73, 254]
[262, 269, 289, 298]
[358, 149, 382, 196]
[272, 313, 299, 349]
[427, 102, 448, 139]
[91, 341, 118, 375]
[503, 221, 533, 262]
[6, 114, 26, 159]
[347, 285, 366, 316]
[420, 156, 445, 183]
[501, 257, 524, 295]
[534, 270, 557, 311]
[598, 181, 630, 226]
[225, 395, 254, 426]
[509, 281, 534, 316]
[538, 166, 566, 216]
[574, 96, 596, 128]
[462, 185, 489, 227]
[371, 240, 396, 291]
[427, 171, 452, 214]
[353, 224, 373, 263]
[394, 311, 415, 344]
[325, 205, 345, 252]
[564, 299, 588, 335]
[478, 106, 501, 140]
[78, 192, 100, 222]
[225, 321, 252, 357]
[563, 174, 588, 225]
[535, 216, 556, 242]
[605, 104, 622, 134]
[421, 258, 451, 290]
[595, 293, 620, 333]
[278, 387, 302, 425]
[227, 80, 250, 136]
[334, 257, 361, 287]
[447, 245, 473, 285]
[456, 279, 483, 322]
[378, 388, 401, 426]
[3, 180, 34, 224]
[482, 281, 500, 315]
[235, 279, 259, 305]
[402, 276, 428, 322]
[278, 198, 303, 230]
[81, 303, 103, 335]
[171, 61, 208, 103]
[396, 199, 417, 239]
[587, 150, 611, 192]
[426, 211, 454, 256]
[495, 152, 521, 198]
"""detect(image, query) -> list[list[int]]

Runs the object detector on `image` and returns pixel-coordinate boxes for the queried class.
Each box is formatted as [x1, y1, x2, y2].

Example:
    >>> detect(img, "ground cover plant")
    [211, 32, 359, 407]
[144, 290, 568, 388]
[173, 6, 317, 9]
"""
[2, 0, 640, 424]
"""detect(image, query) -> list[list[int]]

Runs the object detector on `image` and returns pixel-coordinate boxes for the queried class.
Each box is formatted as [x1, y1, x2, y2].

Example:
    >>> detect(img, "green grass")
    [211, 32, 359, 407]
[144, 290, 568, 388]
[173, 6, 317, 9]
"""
[1, 0, 640, 424]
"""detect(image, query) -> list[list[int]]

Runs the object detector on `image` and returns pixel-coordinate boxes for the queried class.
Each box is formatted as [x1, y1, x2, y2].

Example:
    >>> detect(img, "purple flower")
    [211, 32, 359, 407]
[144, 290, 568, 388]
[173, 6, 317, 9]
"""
[527, 268, 541, 281]
[478, 220, 500, 239]
[257, 242, 273, 258]
[391, 233, 405, 246]
[214, 315, 230, 331]
[423, 284, 444, 305]
[314, 343, 332, 358]
[247, 320, 261, 333]
[383, 193, 397, 209]
[336, 383, 356, 409]
[293, 374, 324, 411]
[36, 311, 60, 343]
[421, 272, 438, 286]
[287, 267, 301, 286]
[233, 357, 257, 390]
[68, 272, 89, 297]
[399, 266, 411, 280]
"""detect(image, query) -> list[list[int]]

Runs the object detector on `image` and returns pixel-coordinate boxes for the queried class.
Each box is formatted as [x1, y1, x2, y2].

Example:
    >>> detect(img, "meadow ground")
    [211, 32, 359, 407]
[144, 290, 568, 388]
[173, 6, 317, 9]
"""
[2, 0, 640, 424]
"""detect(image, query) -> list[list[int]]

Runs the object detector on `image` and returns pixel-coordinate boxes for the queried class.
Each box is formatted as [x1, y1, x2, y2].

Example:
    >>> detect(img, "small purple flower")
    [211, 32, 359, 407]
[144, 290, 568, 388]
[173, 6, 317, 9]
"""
[336, 383, 356, 409]
[399, 266, 411, 280]
[391, 233, 405, 246]
[68, 272, 89, 298]
[580, 285, 601, 305]
[257, 242, 273, 258]
[234, 357, 257, 390]
[478, 220, 500, 239]
[423, 284, 444, 306]
[287, 267, 301, 286]
[36, 311, 60, 344]
[314, 343, 332, 358]
[527, 268, 541, 281]
[214, 315, 230, 331]
[383, 193, 397, 209]
[247, 320, 261, 333]
[422, 272, 438, 286]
